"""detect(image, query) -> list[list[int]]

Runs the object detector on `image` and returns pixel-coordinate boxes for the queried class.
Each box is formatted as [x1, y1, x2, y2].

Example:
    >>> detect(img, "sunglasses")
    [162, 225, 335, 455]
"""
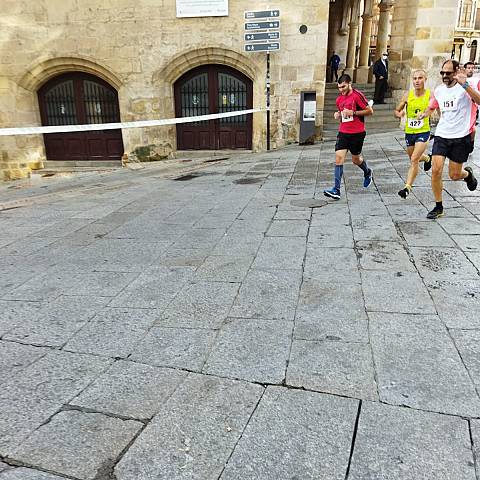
[440, 71, 455, 76]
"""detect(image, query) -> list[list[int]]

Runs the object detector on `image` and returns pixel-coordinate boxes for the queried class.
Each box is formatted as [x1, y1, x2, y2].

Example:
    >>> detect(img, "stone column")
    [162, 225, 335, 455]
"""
[376, 1, 394, 60]
[356, 14, 374, 83]
[344, 21, 359, 78]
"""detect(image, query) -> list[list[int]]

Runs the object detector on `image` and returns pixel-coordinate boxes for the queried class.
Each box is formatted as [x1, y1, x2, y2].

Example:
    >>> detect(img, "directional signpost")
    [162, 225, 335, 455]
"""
[243, 9, 280, 150]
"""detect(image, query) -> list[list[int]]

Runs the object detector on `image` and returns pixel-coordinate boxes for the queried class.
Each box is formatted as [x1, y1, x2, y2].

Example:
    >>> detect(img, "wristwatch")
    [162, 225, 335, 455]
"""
[462, 82, 470, 90]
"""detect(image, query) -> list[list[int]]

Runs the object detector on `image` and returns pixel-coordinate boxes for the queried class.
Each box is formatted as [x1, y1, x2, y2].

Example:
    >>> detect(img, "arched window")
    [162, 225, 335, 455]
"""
[470, 40, 478, 62]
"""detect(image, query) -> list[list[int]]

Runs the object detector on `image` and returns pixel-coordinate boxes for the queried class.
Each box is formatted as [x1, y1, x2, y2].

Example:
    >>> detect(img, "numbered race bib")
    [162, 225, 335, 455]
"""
[341, 111, 354, 123]
[442, 98, 457, 112]
[407, 118, 424, 129]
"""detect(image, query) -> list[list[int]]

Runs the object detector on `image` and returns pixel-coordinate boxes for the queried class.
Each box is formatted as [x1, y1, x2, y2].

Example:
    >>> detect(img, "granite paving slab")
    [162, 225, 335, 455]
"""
[370, 312, 480, 417]
[156, 281, 240, 329]
[6, 411, 143, 480]
[274, 209, 311, 220]
[352, 215, 401, 242]
[396, 220, 456, 247]
[466, 251, 480, 270]
[348, 401, 476, 480]
[252, 236, 306, 270]
[0, 394, 59, 453]
[70, 360, 187, 419]
[3, 295, 110, 347]
[109, 265, 196, 309]
[426, 278, 480, 329]
[265, 219, 309, 237]
[203, 318, 293, 383]
[115, 374, 264, 480]
[304, 247, 361, 283]
[172, 228, 227, 250]
[362, 270, 436, 314]
[194, 255, 253, 282]
[450, 329, 480, 391]
[1, 350, 111, 405]
[451, 234, 480, 252]
[294, 278, 368, 342]
[69, 238, 171, 271]
[220, 387, 358, 480]
[307, 224, 354, 248]
[287, 339, 378, 400]
[64, 308, 159, 358]
[410, 246, 479, 279]
[229, 268, 302, 320]
[357, 240, 415, 272]
[439, 217, 480, 235]
[472, 420, 480, 480]
[0, 468, 67, 479]
[0, 341, 48, 384]
[0, 300, 43, 337]
[129, 327, 216, 371]
[212, 231, 264, 256]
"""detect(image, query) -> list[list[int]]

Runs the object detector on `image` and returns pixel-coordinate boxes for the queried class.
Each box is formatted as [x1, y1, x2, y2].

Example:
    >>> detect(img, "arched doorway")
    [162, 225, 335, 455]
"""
[38, 72, 123, 161]
[174, 65, 253, 150]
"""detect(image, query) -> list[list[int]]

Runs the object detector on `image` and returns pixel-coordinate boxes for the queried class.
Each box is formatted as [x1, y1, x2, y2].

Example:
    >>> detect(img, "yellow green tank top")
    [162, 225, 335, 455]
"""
[405, 89, 430, 134]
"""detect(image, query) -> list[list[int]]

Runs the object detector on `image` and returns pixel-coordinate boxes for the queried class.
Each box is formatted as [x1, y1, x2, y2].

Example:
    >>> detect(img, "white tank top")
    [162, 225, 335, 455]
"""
[431, 83, 476, 139]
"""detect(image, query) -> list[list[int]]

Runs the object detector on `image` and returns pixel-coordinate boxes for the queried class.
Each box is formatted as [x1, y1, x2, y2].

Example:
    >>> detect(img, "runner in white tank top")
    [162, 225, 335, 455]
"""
[422, 60, 480, 219]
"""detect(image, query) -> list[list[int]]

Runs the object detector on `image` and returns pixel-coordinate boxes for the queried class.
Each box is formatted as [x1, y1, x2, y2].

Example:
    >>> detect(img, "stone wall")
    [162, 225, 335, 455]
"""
[390, 0, 459, 100]
[0, 0, 329, 180]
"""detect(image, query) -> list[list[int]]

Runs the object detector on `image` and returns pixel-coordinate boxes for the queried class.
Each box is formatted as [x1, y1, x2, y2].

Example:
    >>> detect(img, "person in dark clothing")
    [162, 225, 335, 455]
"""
[373, 52, 389, 104]
[329, 52, 341, 82]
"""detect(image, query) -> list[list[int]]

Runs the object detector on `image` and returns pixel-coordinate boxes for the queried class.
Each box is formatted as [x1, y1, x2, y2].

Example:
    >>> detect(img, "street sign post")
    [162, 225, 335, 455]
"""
[245, 21, 280, 30]
[244, 43, 280, 52]
[245, 10, 280, 19]
[245, 32, 279, 41]
[243, 9, 281, 151]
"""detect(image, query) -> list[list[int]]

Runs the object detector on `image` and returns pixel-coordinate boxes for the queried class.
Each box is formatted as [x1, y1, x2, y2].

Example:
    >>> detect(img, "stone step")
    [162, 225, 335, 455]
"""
[43, 160, 122, 168]
[174, 150, 252, 160]
[36, 166, 121, 176]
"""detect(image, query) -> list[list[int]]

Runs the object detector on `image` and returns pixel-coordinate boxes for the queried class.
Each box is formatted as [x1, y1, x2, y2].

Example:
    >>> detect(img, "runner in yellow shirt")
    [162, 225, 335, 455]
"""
[394, 69, 432, 198]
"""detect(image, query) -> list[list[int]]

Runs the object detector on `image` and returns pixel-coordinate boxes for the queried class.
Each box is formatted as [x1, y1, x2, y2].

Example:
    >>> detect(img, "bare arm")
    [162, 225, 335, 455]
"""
[394, 93, 408, 118]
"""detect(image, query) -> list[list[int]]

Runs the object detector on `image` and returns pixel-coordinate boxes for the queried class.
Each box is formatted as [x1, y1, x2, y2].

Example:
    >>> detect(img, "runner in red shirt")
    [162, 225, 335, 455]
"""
[324, 74, 374, 199]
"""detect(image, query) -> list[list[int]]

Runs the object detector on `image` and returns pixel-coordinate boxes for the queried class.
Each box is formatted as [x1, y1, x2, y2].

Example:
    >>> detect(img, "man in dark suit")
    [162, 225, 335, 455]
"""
[373, 52, 389, 104]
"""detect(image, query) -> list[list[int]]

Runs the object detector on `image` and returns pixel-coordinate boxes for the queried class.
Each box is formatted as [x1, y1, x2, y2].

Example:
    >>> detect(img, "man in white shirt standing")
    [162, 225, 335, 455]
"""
[421, 59, 480, 219]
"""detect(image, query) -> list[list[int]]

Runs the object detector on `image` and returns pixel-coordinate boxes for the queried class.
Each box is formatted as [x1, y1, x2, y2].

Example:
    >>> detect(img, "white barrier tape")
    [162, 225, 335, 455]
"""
[0, 108, 265, 137]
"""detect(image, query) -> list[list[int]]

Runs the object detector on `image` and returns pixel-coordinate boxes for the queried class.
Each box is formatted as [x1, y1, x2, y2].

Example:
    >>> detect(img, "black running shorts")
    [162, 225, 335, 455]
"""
[432, 134, 472, 164]
[335, 131, 366, 156]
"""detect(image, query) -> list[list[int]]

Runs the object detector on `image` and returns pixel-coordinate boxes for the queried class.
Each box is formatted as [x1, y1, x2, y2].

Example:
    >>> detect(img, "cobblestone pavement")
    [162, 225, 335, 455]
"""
[1, 132, 480, 480]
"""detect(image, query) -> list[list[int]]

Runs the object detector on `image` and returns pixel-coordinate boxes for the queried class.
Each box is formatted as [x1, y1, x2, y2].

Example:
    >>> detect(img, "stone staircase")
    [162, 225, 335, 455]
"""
[322, 83, 400, 141]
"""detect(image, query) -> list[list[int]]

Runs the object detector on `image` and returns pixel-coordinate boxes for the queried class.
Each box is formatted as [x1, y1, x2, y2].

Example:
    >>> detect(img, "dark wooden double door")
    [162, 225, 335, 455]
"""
[38, 73, 123, 161]
[175, 65, 253, 150]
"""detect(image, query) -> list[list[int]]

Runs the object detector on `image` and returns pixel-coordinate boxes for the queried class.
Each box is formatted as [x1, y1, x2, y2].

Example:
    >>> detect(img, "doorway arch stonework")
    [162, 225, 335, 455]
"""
[152, 47, 264, 151]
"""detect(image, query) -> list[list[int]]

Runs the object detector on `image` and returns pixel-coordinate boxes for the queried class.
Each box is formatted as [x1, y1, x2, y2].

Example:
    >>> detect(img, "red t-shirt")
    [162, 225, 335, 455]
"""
[336, 89, 369, 134]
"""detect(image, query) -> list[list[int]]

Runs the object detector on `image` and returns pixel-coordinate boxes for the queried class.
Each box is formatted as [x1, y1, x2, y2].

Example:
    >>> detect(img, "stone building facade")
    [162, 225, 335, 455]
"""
[0, 0, 460, 181]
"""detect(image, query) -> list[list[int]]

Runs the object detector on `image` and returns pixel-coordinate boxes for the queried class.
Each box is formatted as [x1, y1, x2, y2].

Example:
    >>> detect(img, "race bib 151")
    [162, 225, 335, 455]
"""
[442, 98, 457, 112]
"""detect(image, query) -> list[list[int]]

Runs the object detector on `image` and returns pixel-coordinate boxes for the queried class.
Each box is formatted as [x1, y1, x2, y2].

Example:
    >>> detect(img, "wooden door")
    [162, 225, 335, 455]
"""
[175, 65, 253, 150]
[38, 73, 124, 160]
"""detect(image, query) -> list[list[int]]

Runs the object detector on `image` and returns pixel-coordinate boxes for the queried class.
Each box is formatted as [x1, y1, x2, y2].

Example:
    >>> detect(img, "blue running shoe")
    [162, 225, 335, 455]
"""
[363, 168, 373, 188]
[323, 187, 341, 200]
